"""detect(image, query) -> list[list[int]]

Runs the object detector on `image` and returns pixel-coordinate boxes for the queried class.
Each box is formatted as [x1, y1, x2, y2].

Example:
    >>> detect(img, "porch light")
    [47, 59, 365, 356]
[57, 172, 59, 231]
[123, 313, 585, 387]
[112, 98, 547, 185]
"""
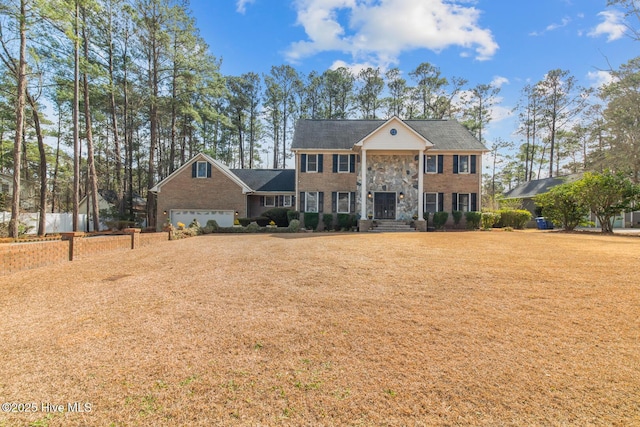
[163, 210, 167, 215]
[235, 211, 239, 216]
[367, 191, 372, 199]
[399, 192, 404, 200]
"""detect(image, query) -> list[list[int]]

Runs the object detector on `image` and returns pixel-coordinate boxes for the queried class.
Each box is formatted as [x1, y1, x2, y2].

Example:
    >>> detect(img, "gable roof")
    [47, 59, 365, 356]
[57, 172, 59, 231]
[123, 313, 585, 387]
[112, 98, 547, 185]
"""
[150, 153, 252, 194]
[503, 174, 581, 199]
[230, 169, 295, 192]
[291, 118, 486, 151]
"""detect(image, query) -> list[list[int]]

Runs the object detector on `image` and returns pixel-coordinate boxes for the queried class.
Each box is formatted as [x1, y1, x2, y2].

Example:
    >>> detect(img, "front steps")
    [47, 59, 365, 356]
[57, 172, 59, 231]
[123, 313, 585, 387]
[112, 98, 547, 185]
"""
[369, 220, 415, 233]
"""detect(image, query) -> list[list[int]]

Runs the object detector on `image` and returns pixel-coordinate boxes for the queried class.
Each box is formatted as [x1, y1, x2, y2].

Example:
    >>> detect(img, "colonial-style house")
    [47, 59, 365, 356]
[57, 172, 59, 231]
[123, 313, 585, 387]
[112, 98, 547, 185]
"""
[151, 117, 486, 231]
[292, 117, 486, 230]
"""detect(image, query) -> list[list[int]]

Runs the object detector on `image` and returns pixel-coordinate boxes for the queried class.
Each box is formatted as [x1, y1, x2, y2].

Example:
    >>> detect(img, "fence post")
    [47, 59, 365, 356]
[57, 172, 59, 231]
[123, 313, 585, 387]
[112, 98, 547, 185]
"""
[60, 232, 85, 261]
[123, 228, 141, 249]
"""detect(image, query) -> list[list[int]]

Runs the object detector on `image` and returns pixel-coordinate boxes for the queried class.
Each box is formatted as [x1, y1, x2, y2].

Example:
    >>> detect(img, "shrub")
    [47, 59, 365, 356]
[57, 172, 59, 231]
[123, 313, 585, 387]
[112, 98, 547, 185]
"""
[206, 219, 219, 232]
[201, 226, 214, 234]
[481, 211, 500, 230]
[303, 212, 319, 230]
[288, 219, 301, 232]
[498, 209, 532, 229]
[465, 211, 482, 229]
[246, 221, 261, 232]
[452, 210, 463, 227]
[337, 213, 353, 230]
[263, 208, 290, 227]
[534, 181, 590, 231]
[322, 213, 334, 231]
[189, 218, 200, 229]
[253, 216, 270, 227]
[287, 210, 300, 223]
[433, 211, 449, 230]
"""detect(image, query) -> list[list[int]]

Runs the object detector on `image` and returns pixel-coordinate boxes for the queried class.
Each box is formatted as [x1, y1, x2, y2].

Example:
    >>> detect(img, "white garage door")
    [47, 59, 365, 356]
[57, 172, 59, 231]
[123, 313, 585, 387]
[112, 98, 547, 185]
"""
[170, 209, 235, 228]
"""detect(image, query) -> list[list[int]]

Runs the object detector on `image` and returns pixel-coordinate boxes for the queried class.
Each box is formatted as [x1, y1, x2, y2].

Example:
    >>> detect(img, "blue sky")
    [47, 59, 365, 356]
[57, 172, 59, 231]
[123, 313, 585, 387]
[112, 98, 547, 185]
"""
[188, 0, 635, 152]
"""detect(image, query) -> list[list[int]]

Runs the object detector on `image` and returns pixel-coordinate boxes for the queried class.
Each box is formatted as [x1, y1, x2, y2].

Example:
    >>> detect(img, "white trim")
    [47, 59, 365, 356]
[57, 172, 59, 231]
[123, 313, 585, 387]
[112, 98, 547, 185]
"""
[283, 195, 292, 207]
[336, 191, 351, 213]
[457, 193, 471, 212]
[264, 195, 276, 207]
[424, 192, 439, 213]
[337, 154, 350, 173]
[305, 191, 319, 213]
[306, 154, 319, 173]
[195, 161, 208, 178]
[425, 155, 438, 174]
[457, 155, 470, 174]
[354, 116, 433, 150]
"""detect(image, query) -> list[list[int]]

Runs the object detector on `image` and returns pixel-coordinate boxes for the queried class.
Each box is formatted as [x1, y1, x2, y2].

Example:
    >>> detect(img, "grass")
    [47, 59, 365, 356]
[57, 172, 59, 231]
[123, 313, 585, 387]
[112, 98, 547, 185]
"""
[0, 231, 639, 426]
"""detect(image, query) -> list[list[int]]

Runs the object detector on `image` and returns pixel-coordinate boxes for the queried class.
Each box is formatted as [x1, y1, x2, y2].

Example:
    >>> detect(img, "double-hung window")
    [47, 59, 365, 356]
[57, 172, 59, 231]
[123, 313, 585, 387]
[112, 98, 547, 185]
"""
[337, 192, 351, 213]
[282, 195, 292, 207]
[425, 155, 437, 174]
[264, 196, 276, 207]
[338, 154, 350, 173]
[424, 193, 439, 213]
[458, 193, 471, 212]
[307, 154, 318, 173]
[458, 155, 470, 174]
[306, 191, 319, 212]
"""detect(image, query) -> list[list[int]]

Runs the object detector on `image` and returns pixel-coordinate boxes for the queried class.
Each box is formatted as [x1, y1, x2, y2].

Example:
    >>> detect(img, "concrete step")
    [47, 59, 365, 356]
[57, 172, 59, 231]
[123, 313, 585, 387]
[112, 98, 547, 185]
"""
[370, 221, 415, 232]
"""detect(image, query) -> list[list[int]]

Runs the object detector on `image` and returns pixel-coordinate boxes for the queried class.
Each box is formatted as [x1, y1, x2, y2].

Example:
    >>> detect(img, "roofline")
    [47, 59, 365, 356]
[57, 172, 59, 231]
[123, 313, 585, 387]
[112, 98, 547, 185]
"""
[150, 153, 253, 194]
[354, 116, 434, 149]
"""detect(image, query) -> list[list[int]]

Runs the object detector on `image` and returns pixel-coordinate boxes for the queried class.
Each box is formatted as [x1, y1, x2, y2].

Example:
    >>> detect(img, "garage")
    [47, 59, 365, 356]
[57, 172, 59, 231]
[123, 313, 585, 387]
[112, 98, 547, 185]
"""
[170, 209, 235, 228]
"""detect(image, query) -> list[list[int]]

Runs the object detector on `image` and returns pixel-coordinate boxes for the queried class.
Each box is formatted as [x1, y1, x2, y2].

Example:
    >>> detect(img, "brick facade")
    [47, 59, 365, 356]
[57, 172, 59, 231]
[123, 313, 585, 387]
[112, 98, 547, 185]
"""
[156, 161, 247, 230]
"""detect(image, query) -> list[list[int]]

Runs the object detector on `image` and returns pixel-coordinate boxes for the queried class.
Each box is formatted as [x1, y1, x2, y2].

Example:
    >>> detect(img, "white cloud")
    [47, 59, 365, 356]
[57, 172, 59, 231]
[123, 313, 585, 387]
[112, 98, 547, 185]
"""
[530, 16, 571, 36]
[236, 0, 255, 14]
[286, 0, 498, 66]
[587, 70, 615, 88]
[491, 76, 509, 88]
[588, 10, 626, 41]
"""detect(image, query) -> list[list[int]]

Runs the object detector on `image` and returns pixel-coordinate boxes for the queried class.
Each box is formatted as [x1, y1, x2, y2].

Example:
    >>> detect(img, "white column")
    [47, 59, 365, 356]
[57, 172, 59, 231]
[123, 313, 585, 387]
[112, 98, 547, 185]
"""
[418, 149, 424, 220]
[361, 148, 367, 220]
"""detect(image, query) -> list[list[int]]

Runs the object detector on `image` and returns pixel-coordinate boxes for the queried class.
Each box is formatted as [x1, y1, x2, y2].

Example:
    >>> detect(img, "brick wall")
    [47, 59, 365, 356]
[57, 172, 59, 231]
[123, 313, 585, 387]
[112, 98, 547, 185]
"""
[0, 240, 69, 275]
[1, 231, 170, 276]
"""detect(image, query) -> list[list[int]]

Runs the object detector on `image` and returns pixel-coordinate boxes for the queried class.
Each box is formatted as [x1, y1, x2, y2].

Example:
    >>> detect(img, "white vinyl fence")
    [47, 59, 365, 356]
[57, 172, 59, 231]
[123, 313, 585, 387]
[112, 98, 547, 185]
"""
[0, 212, 87, 234]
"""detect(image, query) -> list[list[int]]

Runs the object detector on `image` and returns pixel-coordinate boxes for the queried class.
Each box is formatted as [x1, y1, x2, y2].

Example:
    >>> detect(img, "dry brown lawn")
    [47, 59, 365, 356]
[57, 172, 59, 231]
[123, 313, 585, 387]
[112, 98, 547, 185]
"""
[0, 230, 639, 426]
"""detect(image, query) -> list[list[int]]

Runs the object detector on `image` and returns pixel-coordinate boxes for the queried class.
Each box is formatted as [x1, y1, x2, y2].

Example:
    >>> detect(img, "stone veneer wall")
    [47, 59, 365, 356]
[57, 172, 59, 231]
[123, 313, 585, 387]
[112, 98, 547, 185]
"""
[356, 154, 419, 221]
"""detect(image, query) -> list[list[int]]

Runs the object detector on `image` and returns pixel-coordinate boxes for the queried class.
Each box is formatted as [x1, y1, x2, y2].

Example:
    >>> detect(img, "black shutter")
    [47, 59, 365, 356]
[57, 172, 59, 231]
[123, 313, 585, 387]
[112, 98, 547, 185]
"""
[438, 155, 444, 174]
[471, 155, 477, 174]
[438, 193, 444, 212]
[318, 192, 324, 212]
[300, 192, 305, 212]
[207, 162, 212, 178]
[471, 193, 478, 211]
[452, 193, 458, 212]
[350, 192, 356, 212]
[191, 162, 197, 178]
[260, 196, 265, 206]
[453, 155, 459, 174]
[332, 192, 337, 213]
[333, 154, 338, 173]
[423, 155, 427, 174]
[318, 155, 323, 173]
[301, 154, 307, 173]
[350, 154, 356, 173]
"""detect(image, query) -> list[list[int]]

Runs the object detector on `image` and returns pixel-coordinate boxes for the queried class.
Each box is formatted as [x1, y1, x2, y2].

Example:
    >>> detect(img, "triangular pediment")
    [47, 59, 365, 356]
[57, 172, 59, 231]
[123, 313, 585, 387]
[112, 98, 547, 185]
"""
[354, 117, 433, 150]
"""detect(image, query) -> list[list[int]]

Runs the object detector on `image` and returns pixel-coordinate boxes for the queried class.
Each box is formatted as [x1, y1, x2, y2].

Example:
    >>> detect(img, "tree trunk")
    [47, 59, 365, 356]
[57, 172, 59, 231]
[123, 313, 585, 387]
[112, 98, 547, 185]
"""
[26, 93, 46, 236]
[83, 8, 100, 232]
[72, 0, 81, 231]
[9, 0, 27, 238]
[107, 2, 123, 216]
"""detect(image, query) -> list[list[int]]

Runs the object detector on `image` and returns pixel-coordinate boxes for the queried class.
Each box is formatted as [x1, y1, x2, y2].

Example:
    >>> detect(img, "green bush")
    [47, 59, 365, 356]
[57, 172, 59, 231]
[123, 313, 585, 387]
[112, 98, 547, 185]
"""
[304, 212, 319, 230]
[238, 218, 251, 227]
[322, 213, 334, 231]
[465, 211, 482, 229]
[287, 210, 300, 223]
[247, 221, 261, 232]
[433, 211, 449, 230]
[481, 211, 500, 230]
[263, 208, 290, 227]
[337, 213, 353, 230]
[498, 209, 532, 229]
[452, 210, 463, 227]
[205, 219, 219, 232]
[288, 219, 301, 232]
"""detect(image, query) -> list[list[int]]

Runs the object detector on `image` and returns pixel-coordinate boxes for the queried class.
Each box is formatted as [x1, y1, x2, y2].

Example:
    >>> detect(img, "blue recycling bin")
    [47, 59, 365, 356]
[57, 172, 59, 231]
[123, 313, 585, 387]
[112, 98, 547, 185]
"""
[535, 217, 554, 230]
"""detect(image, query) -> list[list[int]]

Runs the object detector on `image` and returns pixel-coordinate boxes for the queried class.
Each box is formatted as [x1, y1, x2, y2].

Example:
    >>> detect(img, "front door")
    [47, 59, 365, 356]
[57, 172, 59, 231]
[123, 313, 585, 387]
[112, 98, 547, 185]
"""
[374, 192, 396, 219]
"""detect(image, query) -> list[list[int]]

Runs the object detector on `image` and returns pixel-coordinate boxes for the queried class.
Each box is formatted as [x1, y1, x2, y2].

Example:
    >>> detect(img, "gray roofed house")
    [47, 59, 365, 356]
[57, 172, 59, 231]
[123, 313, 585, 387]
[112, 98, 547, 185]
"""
[150, 117, 487, 231]
[292, 119, 486, 151]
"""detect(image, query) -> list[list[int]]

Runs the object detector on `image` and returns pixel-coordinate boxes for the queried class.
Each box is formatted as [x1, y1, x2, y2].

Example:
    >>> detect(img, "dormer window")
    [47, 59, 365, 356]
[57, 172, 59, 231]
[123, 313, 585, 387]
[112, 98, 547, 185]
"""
[192, 161, 212, 178]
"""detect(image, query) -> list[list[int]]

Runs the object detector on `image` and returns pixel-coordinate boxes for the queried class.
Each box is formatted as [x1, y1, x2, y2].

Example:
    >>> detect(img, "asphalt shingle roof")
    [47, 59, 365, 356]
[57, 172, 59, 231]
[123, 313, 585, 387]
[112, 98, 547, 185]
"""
[503, 174, 581, 199]
[291, 119, 486, 151]
[230, 169, 295, 192]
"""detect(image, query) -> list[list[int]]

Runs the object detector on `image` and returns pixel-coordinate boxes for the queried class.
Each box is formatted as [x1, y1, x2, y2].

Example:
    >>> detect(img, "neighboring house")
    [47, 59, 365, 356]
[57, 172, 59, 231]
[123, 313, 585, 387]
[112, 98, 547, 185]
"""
[0, 172, 37, 211]
[503, 175, 581, 218]
[292, 117, 487, 229]
[150, 117, 486, 231]
[150, 153, 295, 229]
[79, 189, 146, 230]
[504, 174, 639, 228]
